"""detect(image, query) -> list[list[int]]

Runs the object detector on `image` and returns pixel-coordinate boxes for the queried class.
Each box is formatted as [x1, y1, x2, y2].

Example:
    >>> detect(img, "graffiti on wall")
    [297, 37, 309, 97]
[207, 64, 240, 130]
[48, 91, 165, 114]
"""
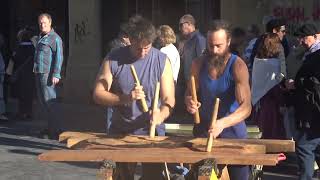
[74, 18, 91, 43]
[271, 0, 320, 34]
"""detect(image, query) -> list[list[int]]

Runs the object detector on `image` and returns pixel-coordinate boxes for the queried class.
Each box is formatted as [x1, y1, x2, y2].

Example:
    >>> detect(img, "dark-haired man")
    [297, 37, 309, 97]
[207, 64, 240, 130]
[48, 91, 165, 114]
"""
[93, 15, 175, 180]
[185, 20, 251, 180]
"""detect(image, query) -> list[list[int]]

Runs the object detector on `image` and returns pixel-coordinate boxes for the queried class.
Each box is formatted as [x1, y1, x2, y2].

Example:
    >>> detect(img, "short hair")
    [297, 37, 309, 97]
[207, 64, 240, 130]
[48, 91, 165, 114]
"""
[256, 33, 282, 59]
[126, 15, 156, 44]
[157, 25, 176, 46]
[17, 28, 34, 42]
[38, 13, 52, 22]
[207, 19, 232, 40]
[266, 18, 286, 33]
[118, 23, 129, 38]
[247, 24, 260, 36]
[179, 14, 196, 26]
[231, 27, 246, 39]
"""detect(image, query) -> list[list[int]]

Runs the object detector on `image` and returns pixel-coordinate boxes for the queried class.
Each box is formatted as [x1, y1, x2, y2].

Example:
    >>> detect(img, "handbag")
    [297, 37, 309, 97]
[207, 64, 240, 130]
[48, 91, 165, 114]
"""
[9, 56, 33, 83]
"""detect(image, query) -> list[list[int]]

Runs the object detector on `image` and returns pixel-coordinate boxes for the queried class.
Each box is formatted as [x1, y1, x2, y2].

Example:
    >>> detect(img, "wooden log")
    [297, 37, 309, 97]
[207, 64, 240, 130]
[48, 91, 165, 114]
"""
[81, 143, 266, 155]
[65, 135, 265, 154]
[206, 98, 220, 152]
[38, 149, 281, 166]
[59, 131, 106, 142]
[150, 82, 160, 138]
[59, 133, 294, 153]
[190, 76, 200, 124]
[130, 65, 149, 112]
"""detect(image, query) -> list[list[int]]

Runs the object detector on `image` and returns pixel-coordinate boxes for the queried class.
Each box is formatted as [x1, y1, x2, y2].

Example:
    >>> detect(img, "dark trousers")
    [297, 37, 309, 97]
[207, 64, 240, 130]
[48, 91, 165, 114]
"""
[295, 130, 320, 180]
[113, 162, 164, 180]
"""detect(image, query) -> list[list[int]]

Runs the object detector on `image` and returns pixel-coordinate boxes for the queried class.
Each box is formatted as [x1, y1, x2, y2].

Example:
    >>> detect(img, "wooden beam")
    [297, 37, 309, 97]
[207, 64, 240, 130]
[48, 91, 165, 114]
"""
[65, 135, 266, 155]
[188, 138, 295, 153]
[60, 134, 294, 153]
[38, 149, 281, 165]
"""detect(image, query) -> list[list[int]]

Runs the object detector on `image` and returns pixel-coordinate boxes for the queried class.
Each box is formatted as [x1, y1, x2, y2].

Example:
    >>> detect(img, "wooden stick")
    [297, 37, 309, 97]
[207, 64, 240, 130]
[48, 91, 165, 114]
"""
[206, 98, 220, 152]
[150, 82, 160, 138]
[190, 76, 200, 124]
[130, 65, 149, 112]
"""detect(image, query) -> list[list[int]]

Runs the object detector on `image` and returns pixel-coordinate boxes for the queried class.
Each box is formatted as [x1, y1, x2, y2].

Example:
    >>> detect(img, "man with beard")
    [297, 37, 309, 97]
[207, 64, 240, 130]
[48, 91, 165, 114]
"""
[185, 20, 251, 180]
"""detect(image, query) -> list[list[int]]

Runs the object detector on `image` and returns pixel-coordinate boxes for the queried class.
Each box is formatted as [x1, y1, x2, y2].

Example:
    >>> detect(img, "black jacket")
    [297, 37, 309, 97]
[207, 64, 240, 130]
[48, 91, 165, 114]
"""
[294, 49, 320, 138]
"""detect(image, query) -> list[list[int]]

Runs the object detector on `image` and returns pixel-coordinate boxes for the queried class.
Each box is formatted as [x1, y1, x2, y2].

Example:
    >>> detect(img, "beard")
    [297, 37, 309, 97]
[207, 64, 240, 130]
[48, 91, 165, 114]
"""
[207, 49, 229, 71]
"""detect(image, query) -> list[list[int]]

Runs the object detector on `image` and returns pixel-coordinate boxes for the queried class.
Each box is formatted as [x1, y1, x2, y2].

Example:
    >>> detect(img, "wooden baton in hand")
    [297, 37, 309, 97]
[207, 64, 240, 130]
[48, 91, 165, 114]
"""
[130, 65, 149, 112]
[149, 82, 160, 138]
[206, 98, 220, 152]
[190, 76, 200, 124]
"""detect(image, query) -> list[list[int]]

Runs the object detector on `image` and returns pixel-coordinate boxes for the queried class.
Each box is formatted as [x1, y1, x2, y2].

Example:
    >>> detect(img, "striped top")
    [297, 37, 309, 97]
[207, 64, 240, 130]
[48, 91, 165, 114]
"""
[33, 29, 63, 79]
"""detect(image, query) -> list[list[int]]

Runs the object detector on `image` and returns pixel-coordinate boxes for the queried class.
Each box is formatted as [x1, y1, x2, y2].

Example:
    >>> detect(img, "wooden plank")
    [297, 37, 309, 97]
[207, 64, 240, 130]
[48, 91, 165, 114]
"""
[67, 135, 266, 155]
[190, 138, 295, 153]
[81, 144, 266, 155]
[61, 134, 294, 153]
[59, 132, 295, 153]
[38, 149, 280, 165]
[59, 131, 106, 142]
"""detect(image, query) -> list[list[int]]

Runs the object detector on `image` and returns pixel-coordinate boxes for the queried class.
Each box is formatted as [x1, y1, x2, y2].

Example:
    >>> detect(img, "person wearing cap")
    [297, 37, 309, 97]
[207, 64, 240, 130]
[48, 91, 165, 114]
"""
[289, 23, 320, 180]
[178, 14, 206, 84]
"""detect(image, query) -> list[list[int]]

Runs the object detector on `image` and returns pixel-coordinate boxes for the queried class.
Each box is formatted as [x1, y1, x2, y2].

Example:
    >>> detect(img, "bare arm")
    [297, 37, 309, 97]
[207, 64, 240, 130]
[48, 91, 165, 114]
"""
[219, 57, 252, 128]
[92, 59, 133, 106]
[156, 58, 175, 123]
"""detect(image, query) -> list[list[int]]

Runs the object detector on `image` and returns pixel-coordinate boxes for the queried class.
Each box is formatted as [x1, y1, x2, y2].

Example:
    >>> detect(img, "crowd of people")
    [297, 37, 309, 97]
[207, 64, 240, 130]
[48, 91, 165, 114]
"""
[99, 14, 320, 180]
[0, 11, 319, 180]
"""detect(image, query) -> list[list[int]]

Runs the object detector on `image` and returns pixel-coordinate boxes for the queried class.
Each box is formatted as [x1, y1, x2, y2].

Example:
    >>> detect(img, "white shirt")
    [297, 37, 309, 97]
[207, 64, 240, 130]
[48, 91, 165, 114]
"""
[160, 43, 180, 83]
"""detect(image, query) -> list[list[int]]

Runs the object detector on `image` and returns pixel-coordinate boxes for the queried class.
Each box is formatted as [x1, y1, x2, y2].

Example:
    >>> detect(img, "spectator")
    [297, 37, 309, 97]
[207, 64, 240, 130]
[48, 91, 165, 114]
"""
[0, 51, 8, 121]
[291, 23, 320, 180]
[34, 13, 64, 139]
[251, 33, 286, 139]
[178, 14, 206, 84]
[157, 25, 180, 84]
[246, 24, 260, 41]
[11, 27, 35, 120]
[244, 18, 287, 77]
[230, 27, 247, 58]
[109, 23, 130, 52]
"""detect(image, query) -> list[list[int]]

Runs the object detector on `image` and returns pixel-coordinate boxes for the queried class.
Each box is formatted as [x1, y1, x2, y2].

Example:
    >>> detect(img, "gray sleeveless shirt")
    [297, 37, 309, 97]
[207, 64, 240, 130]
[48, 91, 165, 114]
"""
[107, 46, 166, 134]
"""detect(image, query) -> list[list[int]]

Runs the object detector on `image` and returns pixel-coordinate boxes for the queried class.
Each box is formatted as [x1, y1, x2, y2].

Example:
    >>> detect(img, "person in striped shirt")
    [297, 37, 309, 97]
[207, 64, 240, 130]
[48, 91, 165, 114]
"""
[34, 13, 63, 139]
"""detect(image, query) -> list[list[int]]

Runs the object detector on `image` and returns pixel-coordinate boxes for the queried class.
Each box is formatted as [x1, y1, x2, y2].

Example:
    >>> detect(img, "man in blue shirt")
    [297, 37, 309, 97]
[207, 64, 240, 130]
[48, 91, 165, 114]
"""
[179, 14, 206, 83]
[185, 20, 251, 180]
[34, 13, 63, 139]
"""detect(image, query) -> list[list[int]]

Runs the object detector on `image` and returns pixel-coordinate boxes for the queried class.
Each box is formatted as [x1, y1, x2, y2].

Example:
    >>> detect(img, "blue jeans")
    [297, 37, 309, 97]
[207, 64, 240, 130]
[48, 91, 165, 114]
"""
[35, 73, 59, 133]
[295, 130, 320, 180]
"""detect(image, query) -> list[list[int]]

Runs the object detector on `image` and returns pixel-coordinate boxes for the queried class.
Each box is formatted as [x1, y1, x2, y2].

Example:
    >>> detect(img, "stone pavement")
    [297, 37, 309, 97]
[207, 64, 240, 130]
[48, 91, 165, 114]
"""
[0, 119, 307, 180]
[0, 121, 100, 180]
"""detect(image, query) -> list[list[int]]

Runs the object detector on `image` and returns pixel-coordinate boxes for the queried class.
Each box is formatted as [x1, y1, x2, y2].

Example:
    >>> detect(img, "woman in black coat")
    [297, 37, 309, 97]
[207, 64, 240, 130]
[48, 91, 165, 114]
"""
[12, 29, 35, 120]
